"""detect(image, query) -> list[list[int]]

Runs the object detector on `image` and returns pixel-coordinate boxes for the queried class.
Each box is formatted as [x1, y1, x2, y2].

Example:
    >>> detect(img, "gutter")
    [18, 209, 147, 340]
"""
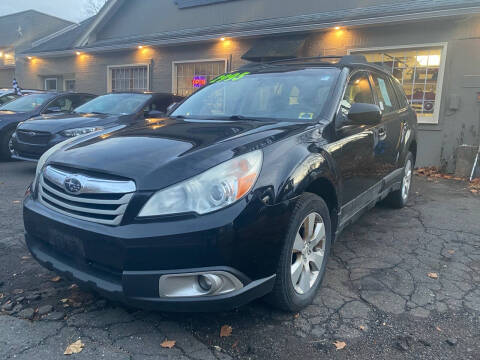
[21, 5, 480, 58]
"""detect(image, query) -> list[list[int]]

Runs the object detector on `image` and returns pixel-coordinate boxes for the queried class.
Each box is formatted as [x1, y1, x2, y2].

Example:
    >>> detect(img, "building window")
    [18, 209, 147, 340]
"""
[64, 79, 76, 92]
[108, 64, 149, 93]
[44, 78, 58, 91]
[350, 45, 446, 124]
[173, 60, 226, 97]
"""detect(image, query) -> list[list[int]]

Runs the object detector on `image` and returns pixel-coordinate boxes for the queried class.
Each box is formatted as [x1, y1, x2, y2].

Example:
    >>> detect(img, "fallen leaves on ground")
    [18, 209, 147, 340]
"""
[50, 276, 61, 282]
[469, 178, 480, 194]
[436, 326, 443, 332]
[220, 325, 233, 337]
[294, 313, 300, 319]
[359, 325, 366, 331]
[160, 340, 176, 349]
[21, 256, 30, 260]
[232, 340, 239, 348]
[447, 249, 455, 255]
[12, 200, 21, 204]
[428, 272, 439, 279]
[333, 340, 347, 350]
[64, 340, 84, 355]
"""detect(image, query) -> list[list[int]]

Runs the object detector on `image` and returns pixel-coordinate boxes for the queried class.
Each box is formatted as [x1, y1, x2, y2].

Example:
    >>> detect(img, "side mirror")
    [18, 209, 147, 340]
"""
[45, 106, 62, 114]
[146, 110, 166, 118]
[347, 103, 382, 125]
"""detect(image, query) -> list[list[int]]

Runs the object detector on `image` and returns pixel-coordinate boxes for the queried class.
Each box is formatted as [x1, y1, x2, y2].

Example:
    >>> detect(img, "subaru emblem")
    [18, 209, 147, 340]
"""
[64, 177, 82, 194]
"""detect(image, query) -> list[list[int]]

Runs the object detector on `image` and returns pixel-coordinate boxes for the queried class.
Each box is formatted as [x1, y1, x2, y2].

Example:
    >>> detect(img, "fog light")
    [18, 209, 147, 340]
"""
[159, 271, 243, 298]
[198, 274, 223, 293]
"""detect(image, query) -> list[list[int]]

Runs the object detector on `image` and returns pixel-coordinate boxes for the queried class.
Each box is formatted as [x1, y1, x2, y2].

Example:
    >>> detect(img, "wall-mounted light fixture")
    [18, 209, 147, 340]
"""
[138, 45, 144, 49]
[76, 51, 82, 56]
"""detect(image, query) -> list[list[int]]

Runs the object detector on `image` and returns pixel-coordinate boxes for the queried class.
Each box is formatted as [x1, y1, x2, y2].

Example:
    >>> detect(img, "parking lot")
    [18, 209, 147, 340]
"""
[1, 160, 479, 360]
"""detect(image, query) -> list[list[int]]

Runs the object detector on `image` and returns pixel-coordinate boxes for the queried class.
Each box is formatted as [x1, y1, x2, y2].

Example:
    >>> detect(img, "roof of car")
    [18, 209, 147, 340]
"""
[237, 55, 391, 75]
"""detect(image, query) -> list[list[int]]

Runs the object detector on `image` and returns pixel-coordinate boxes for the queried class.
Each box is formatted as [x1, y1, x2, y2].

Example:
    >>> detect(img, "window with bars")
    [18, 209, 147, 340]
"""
[110, 65, 149, 92]
[174, 60, 226, 97]
[351, 46, 445, 124]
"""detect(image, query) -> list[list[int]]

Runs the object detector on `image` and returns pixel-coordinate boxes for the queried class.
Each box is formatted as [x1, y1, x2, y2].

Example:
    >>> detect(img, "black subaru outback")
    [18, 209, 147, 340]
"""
[23, 55, 417, 312]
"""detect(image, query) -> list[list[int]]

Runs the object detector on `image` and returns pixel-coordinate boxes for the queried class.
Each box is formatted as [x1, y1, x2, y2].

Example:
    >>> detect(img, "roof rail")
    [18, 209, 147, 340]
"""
[245, 55, 368, 67]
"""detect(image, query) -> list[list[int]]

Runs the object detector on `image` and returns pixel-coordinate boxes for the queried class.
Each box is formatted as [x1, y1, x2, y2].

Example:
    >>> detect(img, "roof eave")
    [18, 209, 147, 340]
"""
[21, 5, 480, 58]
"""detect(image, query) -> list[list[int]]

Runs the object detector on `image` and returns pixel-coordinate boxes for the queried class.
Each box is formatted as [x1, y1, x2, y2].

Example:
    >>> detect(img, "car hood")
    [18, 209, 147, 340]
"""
[0, 111, 32, 123]
[18, 113, 119, 133]
[47, 117, 312, 191]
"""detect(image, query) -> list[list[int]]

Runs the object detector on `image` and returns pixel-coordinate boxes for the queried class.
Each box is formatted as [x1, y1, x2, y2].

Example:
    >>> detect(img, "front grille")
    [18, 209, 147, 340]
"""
[17, 130, 51, 145]
[38, 166, 136, 226]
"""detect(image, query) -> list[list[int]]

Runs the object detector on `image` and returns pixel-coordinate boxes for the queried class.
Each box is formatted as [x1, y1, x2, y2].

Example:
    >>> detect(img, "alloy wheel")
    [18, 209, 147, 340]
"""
[402, 159, 412, 200]
[8, 134, 14, 156]
[290, 212, 326, 295]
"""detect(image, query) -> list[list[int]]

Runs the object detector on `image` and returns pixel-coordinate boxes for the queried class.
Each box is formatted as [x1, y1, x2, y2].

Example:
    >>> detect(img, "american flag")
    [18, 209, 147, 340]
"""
[12, 78, 23, 96]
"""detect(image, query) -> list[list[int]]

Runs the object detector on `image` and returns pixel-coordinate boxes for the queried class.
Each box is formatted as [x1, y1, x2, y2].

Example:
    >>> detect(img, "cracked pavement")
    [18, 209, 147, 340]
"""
[1, 161, 479, 359]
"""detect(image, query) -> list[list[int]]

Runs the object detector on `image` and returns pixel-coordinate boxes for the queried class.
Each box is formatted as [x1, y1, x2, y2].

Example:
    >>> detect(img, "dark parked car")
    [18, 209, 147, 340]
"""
[11, 92, 183, 162]
[0, 92, 96, 160]
[23, 55, 417, 312]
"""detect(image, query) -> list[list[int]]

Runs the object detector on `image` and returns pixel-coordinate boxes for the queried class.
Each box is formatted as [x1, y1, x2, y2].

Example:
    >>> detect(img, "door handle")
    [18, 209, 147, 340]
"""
[378, 128, 387, 141]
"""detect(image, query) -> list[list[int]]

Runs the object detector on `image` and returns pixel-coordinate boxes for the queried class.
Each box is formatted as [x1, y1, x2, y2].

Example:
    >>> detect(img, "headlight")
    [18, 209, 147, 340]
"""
[138, 150, 263, 217]
[61, 127, 103, 137]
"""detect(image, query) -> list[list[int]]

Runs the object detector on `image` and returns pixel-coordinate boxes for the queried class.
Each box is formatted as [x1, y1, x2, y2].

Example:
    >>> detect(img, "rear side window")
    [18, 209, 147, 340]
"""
[371, 73, 399, 113]
[391, 78, 409, 109]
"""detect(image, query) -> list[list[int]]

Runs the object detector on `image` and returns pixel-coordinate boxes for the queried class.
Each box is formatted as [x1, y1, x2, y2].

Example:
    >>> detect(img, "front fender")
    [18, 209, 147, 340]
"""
[277, 149, 340, 204]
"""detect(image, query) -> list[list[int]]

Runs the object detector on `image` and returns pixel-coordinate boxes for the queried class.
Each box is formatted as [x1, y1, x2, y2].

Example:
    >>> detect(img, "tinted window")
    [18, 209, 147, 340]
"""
[371, 73, 399, 113]
[74, 93, 151, 115]
[45, 95, 78, 113]
[171, 68, 339, 121]
[391, 78, 409, 109]
[0, 94, 53, 112]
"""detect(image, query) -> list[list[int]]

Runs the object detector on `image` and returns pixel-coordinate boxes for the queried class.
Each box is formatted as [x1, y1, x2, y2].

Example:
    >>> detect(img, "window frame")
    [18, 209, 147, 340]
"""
[107, 63, 150, 93]
[172, 58, 228, 96]
[44, 78, 58, 91]
[348, 42, 448, 124]
[64, 79, 76, 92]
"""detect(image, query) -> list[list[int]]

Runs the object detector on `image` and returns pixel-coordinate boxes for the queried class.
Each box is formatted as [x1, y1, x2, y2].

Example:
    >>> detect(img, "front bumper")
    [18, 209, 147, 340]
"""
[24, 194, 294, 311]
[11, 133, 66, 162]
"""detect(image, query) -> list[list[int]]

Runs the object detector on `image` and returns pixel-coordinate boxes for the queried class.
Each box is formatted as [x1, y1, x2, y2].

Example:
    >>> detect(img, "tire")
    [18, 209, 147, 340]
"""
[266, 193, 332, 312]
[384, 152, 414, 209]
[0, 127, 15, 161]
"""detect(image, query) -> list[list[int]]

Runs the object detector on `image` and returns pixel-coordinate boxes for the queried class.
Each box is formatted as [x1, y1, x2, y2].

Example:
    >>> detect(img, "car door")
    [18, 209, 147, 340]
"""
[330, 70, 380, 221]
[369, 72, 402, 186]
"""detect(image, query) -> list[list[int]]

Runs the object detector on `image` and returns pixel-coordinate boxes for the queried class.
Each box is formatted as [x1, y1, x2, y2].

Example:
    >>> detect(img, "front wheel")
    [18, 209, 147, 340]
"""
[0, 128, 15, 161]
[266, 193, 331, 312]
[384, 152, 414, 208]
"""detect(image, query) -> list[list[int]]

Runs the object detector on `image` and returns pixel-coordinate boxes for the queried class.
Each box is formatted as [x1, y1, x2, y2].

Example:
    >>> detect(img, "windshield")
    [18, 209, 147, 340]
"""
[171, 68, 339, 121]
[74, 93, 151, 115]
[0, 94, 52, 112]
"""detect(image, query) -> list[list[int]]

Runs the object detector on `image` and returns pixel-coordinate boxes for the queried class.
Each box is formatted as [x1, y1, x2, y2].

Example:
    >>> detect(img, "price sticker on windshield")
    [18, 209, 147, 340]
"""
[210, 72, 250, 84]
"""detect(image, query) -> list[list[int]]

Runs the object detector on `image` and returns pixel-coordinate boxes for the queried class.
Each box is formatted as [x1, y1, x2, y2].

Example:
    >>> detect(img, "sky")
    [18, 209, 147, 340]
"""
[0, 0, 94, 23]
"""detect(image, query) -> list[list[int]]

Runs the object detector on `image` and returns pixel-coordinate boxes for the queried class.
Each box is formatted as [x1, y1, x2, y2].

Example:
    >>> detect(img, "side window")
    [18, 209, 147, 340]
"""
[371, 74, 399, 113]
[392, 78, 409, 109]
[151, 96, 172, 113]
[73, 95, 95, 108]
[338, 71, 375, 126]
[45, 96, 76, 113]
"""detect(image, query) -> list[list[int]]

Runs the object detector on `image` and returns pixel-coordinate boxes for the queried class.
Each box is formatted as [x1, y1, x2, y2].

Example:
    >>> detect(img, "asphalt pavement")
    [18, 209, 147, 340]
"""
[1, 161, 479, 360]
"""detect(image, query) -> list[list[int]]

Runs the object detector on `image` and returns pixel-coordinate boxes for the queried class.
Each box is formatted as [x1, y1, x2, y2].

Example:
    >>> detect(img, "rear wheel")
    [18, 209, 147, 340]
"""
[385, 152, 414, 208]
[0, 128, 15, 161]
[266, 193, 331, 312]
